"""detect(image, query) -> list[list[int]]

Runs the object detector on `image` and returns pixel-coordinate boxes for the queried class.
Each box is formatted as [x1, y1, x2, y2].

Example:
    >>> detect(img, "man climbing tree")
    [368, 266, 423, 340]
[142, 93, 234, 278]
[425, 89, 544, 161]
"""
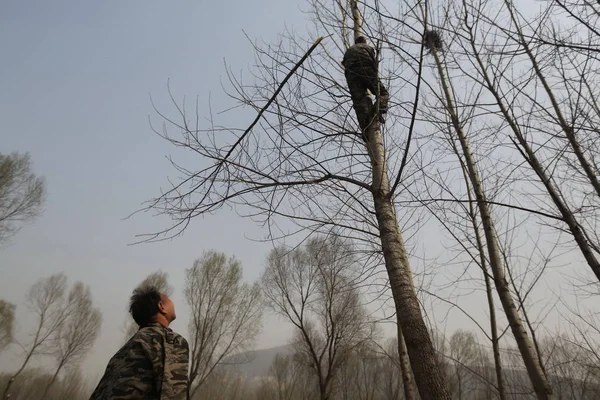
[140, 0, 451, 398]
[342, 36, 389, 135]
[340, 7, 451, 398]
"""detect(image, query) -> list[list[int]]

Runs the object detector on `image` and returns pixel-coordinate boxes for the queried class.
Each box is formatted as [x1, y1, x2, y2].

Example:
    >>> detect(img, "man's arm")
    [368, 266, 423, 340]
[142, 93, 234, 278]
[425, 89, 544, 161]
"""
[90, 337, 158, 400]
[138, 327, 189, 400]
[160, 332, 190, 400]
[138, 329, 166, 395]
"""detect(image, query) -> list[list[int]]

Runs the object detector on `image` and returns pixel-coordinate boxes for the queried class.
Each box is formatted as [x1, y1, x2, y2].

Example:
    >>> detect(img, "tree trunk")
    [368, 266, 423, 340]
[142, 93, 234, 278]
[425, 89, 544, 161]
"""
[397, 326, 417, 400]
[431, 48, 554, 399]
[2, 318, 44, 400]
[464, 0, 600, 283]
[504, 0, 600, 201]
[367, 122, 451, 399]
[465, 171, 507, 400]
[40, 361, 65, 400]
[346, 2, 450, 398]
[482, 256, 508, 400]
[2, 352, 34, 400]
[319, 381, 328, 400]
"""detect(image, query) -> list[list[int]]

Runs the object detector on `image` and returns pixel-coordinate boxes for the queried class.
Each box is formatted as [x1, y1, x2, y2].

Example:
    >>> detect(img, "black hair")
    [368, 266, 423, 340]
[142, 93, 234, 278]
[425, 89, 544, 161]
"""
[129, 285, 162, 327]
[355, 36, 367, 44]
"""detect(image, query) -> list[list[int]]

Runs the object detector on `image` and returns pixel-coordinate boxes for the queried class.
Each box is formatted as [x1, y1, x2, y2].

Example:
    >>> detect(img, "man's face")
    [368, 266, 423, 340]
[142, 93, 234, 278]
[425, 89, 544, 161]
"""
[158, 293, 176, 323]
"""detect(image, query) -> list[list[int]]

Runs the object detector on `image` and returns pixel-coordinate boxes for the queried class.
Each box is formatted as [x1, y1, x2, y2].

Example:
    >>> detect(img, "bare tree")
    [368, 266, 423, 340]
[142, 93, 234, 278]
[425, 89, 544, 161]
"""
[138, 0, 451, 394]
[262, 353, 313, 400]
[418, 143, 509, 400]
[362, 338, 406, 400]
[336, 342, 386, 400]
[483, 0, 600, 283]
[414, 1, 555, 395]
[0, 300, 15, 352]
[263, 235, 375, 400]
[135, 270, 174, 296]
[0, 152, 45, 243]
[41, 283, 102, 400]
[256, 338, 409, 400]
[446, 330, 493, 399]
[122, 270, 174, 340]
[190, 365, 255, 400]
[508, 0, 600, 202]
[185, 250, 263, 396]
[0, 368, 91, 400]
[540, 335, 600, 399]
[2, 274, 70, 400]
[404, 0, 600, 394]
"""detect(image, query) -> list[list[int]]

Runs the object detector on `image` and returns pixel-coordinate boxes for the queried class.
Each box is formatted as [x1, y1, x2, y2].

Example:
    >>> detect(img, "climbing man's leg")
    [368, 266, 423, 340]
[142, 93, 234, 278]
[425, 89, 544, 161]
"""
[345, 71, 375, 132]
[376, 79, 389, 115]
[364, 74, 388, 123]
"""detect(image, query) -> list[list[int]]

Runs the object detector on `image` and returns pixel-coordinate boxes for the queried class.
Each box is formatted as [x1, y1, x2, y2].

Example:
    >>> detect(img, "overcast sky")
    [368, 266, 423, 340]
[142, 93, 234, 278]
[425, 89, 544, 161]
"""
[1, 0, 590, 388]
[0, 0, 309, 380]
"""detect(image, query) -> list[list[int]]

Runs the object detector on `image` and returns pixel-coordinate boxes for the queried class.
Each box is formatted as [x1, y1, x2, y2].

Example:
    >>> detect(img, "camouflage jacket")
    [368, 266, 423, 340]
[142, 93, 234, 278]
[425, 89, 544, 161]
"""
[90, 323, 189, 400]
[342, 42, 377, 71]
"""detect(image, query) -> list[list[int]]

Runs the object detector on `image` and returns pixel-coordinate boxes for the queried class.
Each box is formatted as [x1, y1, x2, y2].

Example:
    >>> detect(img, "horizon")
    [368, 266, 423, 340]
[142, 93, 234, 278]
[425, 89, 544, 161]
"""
[1, 0, 599, 398]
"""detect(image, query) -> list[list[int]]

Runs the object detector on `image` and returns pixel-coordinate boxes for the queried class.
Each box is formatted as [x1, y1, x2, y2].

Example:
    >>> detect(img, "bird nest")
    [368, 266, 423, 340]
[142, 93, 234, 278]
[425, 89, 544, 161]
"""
[423, 30, 444, 53]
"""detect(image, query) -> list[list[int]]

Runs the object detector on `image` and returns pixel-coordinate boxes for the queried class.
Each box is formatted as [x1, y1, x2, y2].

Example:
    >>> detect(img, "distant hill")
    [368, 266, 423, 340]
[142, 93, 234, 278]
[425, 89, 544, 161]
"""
[220, 346, 600, 399]
[223, 344, 293, 378]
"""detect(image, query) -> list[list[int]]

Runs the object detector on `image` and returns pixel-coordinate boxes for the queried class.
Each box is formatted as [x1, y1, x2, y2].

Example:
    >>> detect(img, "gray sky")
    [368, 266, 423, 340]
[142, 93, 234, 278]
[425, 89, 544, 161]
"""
[1, 0, 592, 387]
[0, 0, 304, 380]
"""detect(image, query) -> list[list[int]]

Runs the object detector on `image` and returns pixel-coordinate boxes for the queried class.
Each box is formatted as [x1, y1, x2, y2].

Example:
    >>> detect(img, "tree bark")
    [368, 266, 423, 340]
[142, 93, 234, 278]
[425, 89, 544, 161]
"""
[431, 47, 554, 399]
[397, 325, 417, 400]
[464, 165, 508, 400]
[461, 6, 600, 283]
[367, 121, 452, 399]
[504, 0, 600, 201]
[345, 2, 450, 397]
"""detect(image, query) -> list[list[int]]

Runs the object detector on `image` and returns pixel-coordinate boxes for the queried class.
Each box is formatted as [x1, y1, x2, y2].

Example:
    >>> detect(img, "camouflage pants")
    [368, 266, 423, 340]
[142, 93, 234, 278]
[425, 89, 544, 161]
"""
[345, 68, 389, 132]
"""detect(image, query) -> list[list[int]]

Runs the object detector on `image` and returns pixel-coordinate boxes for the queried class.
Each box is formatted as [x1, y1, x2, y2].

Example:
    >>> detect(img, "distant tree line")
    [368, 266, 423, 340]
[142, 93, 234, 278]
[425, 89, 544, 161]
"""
[2, 237, 600, 399]
[4, 0, 600, 395]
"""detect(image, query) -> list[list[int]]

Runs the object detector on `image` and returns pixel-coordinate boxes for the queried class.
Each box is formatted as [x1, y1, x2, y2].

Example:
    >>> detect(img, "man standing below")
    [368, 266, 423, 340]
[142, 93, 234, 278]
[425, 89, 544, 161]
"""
[90, 286, 189, 400]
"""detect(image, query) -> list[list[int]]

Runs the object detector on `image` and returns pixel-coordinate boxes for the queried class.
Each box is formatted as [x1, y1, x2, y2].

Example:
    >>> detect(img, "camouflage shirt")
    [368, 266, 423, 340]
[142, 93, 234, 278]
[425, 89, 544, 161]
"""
[342, 42, 377, 71]
[90, 323, 189, 400]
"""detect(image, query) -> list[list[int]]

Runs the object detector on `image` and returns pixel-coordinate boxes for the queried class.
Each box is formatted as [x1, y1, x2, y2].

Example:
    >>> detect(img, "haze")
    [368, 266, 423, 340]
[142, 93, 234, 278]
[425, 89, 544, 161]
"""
[1, 0, 598, 398]
[0, 0, 301, 380]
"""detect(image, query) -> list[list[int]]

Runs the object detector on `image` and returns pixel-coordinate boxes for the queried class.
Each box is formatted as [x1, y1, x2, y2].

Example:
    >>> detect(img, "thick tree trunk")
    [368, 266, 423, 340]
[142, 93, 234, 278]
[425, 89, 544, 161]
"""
[345, 2, 449, 398]
[366, 120, 451, 399]
[431, 48, 554, 399]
